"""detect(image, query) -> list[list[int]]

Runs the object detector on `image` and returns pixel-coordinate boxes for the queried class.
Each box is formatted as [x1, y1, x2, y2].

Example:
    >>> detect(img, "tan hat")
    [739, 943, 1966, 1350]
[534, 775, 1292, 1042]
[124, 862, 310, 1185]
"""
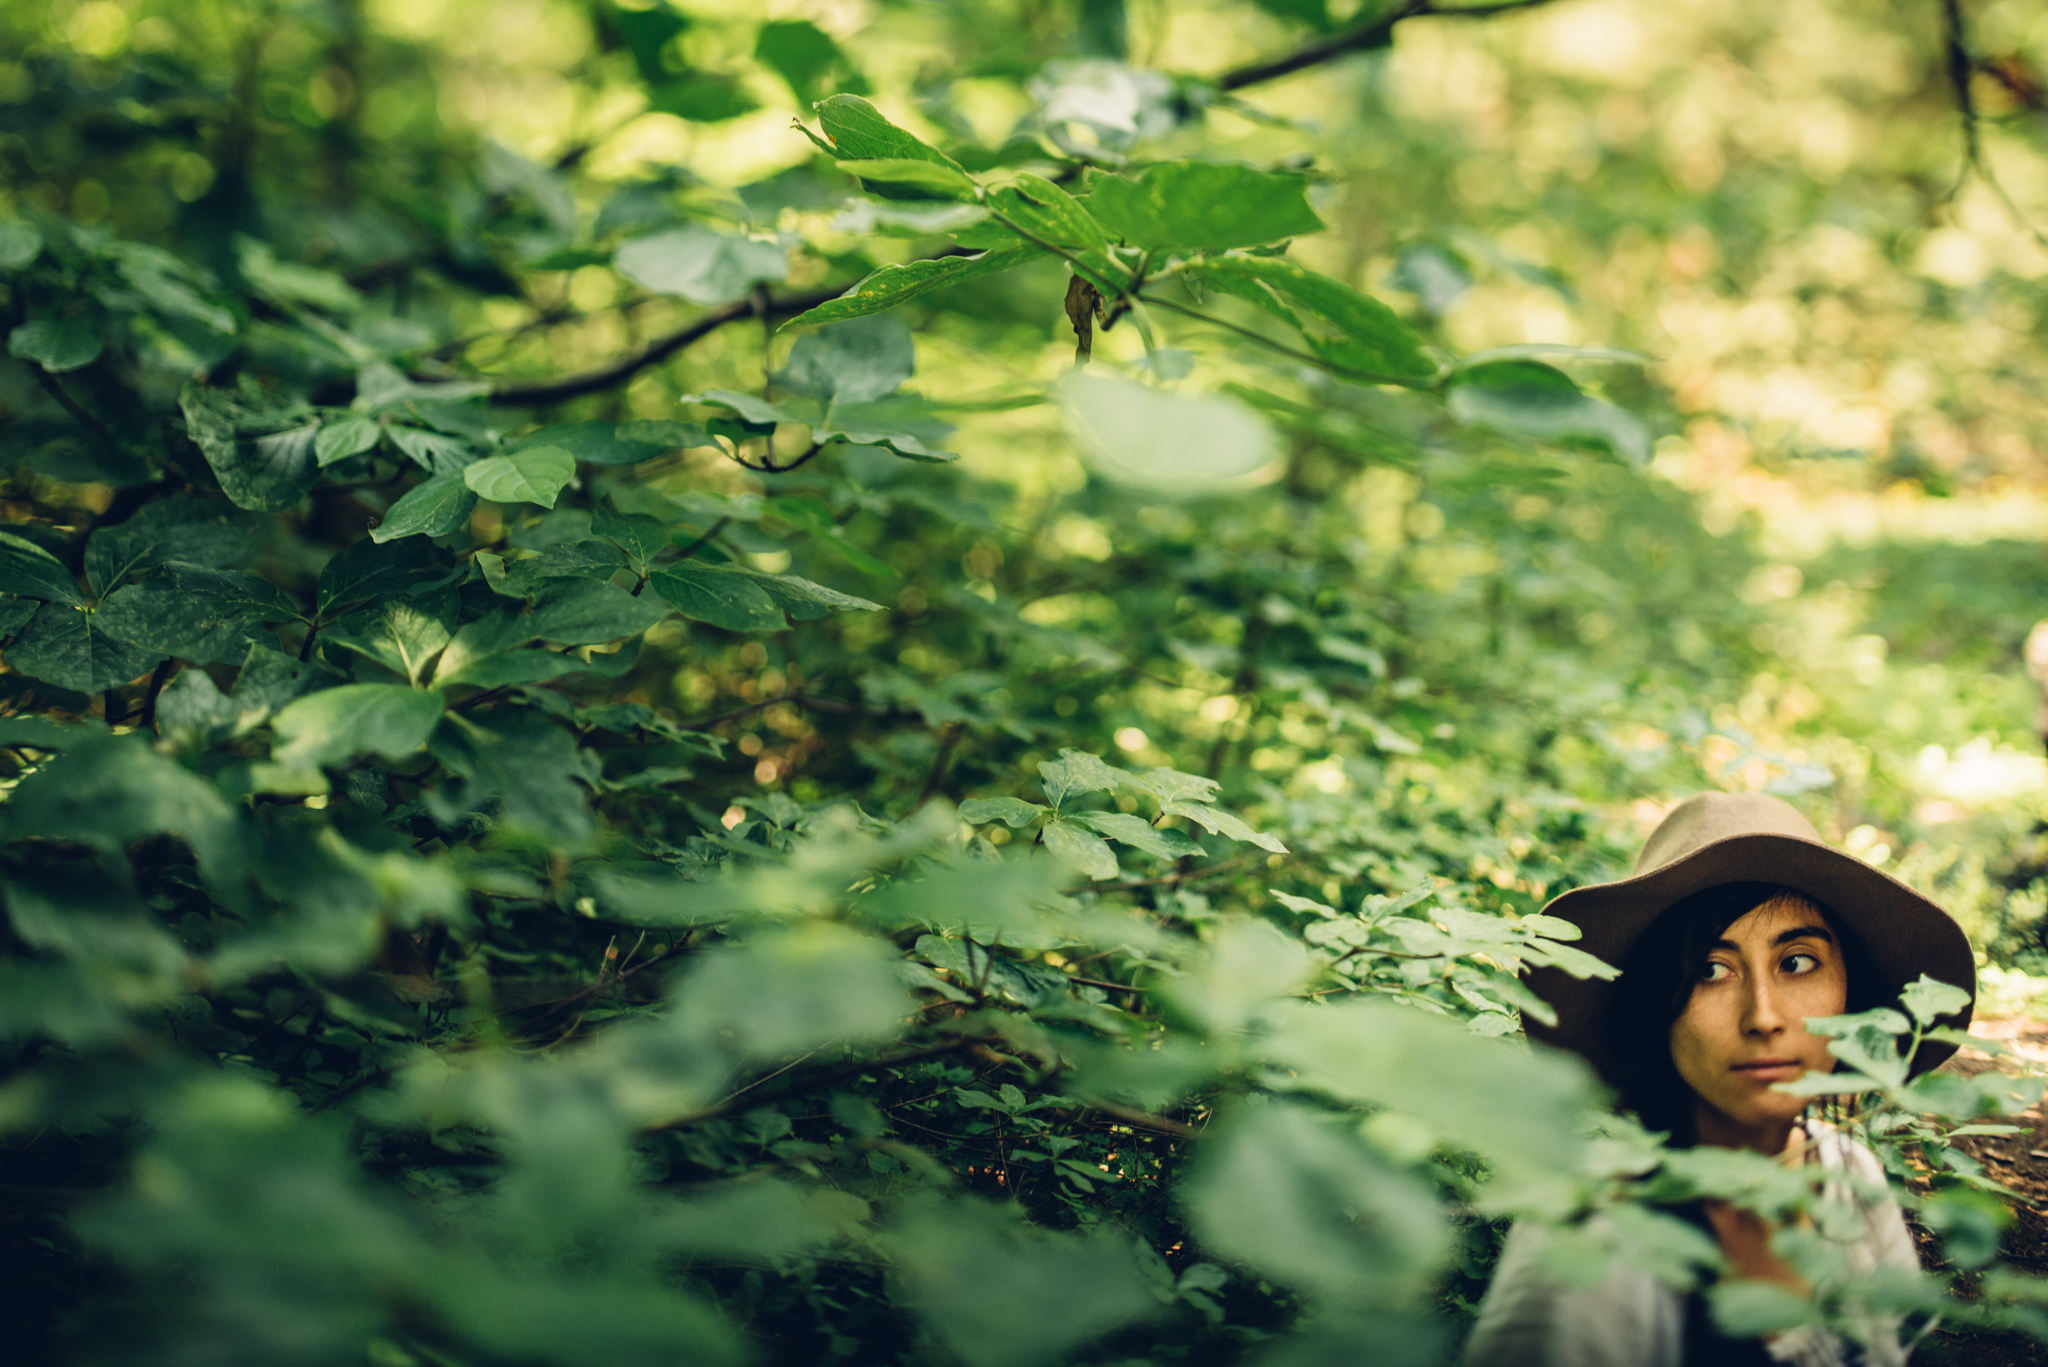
[1524, 791, 1976, 1086]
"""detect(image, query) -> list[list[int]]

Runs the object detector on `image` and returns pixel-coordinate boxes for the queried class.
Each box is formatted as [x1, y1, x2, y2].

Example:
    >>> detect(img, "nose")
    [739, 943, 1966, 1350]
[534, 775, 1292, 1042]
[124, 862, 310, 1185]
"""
[1741, 976, 1787, 1040]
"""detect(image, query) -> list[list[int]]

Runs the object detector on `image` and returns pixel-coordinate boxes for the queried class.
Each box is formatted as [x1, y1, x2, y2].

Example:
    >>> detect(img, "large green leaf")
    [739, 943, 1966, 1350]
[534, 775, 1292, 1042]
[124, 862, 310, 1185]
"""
[1083, 162, 1324, 251]
[316, 535, 461, 616]
[808, 94, 962, 170]
[1041, 817, 1119, 880]
[428, 706, 591, 846]
[614, 226, 789, 306]
[782, 316, 914, 405]
[82, 496, 252, 599]
[5, 602, 164, 693]
[985, 176, 1124, 290]
[0, 732, 238, 882]
[0, 530, 84, 605]
[1072, 810, 1203, 860]
[463, 447, 575, 507]
[1187, 256, 1438, 383]
[523, 581, 672, 644]
[272, 684, 447, 768]
[96, 565, 302, 666]
[835, 158, 978, 201]
[782, 245, 1045, 329]
[372, 474, 478, 543]
[1056, 371, 1276, 488]
[746, 570, 883, 619]
[8, 316, 103, 373]
[323, 587, 457, 684]
[647, 562, 786, 632]
[1446, 360, 1649, 464]
[755, 18, 861, 106]
[313, 413, 382, 467]
[506, 422, 668, 468]
[179, 384, 323, 513]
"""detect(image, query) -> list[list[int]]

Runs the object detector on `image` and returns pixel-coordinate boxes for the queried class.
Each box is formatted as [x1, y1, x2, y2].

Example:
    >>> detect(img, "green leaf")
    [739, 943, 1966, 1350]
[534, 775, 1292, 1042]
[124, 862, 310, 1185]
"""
[428, 706, 592, 845]
[0, 220, 43, 271]
[959, 797, 1049, 828]
[1056, 371, 1276, 488]
[1039, 749, 1128, 807]
[836, 158, 979, 201]
[462, 447, 575, 507]
[1185, 1102, 1447, 1299]
[0, 732, 238, 883]
[108, 242, 236, 334]
[523, 581, 672, 644]
[647, 562, 787, 632]
[0, 598, 38, 638]
[783, 316, 914, 405]
[316, 535, 461, 616]
[672, 923, 913, 1058]
[273, 684, 447, 768]
[1899, 973, 1973, 1027]
[1042, 818, 1119, 880]
[321, 588, 457, 685]
[755, 19, 862, 106]
[811, 94, 962, 170]
[1160, 800, 1287, 853]
[782, 245, 1046, 329]
[615, 418, 715, 451]
[614, 226, 789, 305]
[433, 648, 591, 691]
[83, 496, 252, 598]
[0, 530, 84, 605]
[746, 570, 884, 619]
[592, 503, 678, 570]
[179, 384, 322, 513]
[986, 176, 1122, 288]
[1073, 810, 1203, 860]
[8, 317, 103, 373]
[1188, 255, 1438, 382]
[1083, 162, 1324, 252]
[373, 474, 478, 542]
[5, 602, 164, 693]
[507, 422, 668, 468]
[96, 565, 301, 666]
[1447, 359, 1649, 464]
[384, 424, 473, 473]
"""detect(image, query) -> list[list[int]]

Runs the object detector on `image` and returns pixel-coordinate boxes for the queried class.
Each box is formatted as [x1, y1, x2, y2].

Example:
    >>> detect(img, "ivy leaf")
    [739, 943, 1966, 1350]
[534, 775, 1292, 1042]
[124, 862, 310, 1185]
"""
[272, 684, 447, 768]
[1073, 811, 1204, 861]
[316, 535, 462, 617]
[96, 565, 303, 666]
[615, 226, 789, 306]
[647, 562, 786, 632]
[1041, 818, 1120, 880]
[1446, 360, 1649, 465]
[782, 245, 1046, 329]
[0, 530, 84, 605]
[83, 496, 253, 598]
[8, 316, 103, 373]
[462, 447, 575, 508]
[5, 603, 164, 693]
[1082, 162, 1324, 252]
[1057, 372, 1276, 488]
[1187, 256, 1437, 383]
[373, 475, 478, 543]
[179, 384, 322, 513]
[958, 797, 1048, 828]
[508, 422, 669, 468]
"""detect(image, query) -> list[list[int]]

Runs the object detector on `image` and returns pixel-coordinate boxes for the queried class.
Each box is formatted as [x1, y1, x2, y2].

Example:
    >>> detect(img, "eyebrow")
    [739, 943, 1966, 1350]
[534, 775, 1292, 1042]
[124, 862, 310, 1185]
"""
[1709, 924, 1835, 952]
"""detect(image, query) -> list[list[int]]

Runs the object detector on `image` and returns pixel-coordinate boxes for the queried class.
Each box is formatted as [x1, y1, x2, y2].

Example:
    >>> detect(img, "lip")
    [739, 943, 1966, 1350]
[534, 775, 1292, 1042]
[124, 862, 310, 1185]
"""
[1729, 1058, 1804, 1079]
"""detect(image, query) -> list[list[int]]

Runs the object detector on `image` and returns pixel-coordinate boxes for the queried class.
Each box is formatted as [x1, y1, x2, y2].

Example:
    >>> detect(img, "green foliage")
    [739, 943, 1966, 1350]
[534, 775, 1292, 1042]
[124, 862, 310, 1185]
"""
[3, 1, 2047, 1364]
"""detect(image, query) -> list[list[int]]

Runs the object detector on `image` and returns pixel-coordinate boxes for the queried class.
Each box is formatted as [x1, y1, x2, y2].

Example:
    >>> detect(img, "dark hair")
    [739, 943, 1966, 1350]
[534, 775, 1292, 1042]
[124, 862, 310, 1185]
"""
[1608, 882, 1876, 1146]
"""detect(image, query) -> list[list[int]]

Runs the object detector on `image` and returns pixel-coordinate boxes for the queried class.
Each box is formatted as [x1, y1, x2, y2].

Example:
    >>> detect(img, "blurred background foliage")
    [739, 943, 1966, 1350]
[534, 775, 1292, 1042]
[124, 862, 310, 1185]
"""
[7, 0, 2048, 1363]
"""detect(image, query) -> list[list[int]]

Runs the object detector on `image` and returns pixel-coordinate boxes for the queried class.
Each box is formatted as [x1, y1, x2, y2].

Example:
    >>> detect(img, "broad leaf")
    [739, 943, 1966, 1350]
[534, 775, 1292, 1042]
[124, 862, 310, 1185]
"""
[746, 570, 883, 619]
[0, 530, 84, 605]
[1447, 360, 1649, 465]
[808, 94, 962, 170]
[958, 797, 1049, 828]
[8, 316, 103, 372]
[462, 447, 575, 507]
[591, 503, 675, 570]
[83, 497, 252, 598]
[373, 475, 478, 543]
[5, 602, 164, 693]
[1161, 799, 1287, 853]
[1073, 811, 1204, 861]
[782, 316, 915, 405]
[1188, 256, 1438, 383]
[782, 245, 1045, 329]
[507, 422, 668, 468]
[614, 226, 789, 305]
[96, 564, 302, 666]
[1057, 372, 1276, 488]
[386, 424, 473, 473]
[316, 536, 461, 616]
[179, 384, 322, 513]
[647, 562, 786, 632]
[1083, 162, 1324, 252]
[273, 684, 447, 768]
[428, 706, 591, 846]
[1041, 817, 1119, 880]
[313, 413, 382, 467]
[1039, 750, 1128, 807]
[323, 588, 457, 685]
[523, 581, 672, 644]
[835, 158, 978, 201]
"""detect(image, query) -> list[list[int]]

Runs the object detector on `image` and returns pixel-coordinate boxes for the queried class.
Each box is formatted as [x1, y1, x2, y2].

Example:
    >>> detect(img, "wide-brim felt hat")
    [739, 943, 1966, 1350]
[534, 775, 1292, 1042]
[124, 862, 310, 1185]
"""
[1524, 790, 1976, 1087]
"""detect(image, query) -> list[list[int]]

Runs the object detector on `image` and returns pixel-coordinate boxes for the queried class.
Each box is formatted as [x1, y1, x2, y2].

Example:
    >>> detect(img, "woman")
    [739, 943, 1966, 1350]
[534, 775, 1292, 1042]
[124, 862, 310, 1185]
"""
[1463, 791, 1976, 1367]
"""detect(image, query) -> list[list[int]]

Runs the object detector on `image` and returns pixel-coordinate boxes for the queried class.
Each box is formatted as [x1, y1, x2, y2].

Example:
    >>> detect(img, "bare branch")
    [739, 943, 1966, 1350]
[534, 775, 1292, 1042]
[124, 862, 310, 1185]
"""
[1218, 0, 1562, 92]
[1940, 0, 2048, 247]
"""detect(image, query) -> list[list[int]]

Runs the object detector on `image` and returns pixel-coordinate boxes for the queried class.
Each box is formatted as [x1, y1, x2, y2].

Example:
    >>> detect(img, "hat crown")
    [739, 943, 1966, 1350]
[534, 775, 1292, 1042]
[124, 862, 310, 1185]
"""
[1633, 791, 1823, 874]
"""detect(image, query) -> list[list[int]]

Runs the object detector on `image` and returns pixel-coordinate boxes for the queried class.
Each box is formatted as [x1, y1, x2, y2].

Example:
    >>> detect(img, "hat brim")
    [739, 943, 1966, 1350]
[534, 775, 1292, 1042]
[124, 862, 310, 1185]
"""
[1524, 831, 1976, 1088]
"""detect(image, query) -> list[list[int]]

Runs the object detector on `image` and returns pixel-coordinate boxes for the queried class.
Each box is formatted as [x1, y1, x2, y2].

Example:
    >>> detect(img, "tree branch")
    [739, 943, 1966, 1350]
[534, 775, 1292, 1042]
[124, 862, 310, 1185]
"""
[487, 286, 843, 408]
[1218, 0, 1563, 91]
[1939, 0, 2048, 247]
[31, 365, 118, 444]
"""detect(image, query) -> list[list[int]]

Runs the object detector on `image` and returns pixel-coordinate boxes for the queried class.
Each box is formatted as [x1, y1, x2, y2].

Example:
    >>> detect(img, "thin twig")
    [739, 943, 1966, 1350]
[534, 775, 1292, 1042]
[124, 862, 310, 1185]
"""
[32, 366, 117, 443]
[672, 517, 730, 563]
[647, 1038, 976, 1130]
[1217, 0, 1562, 91]
[1079, 852, 1258, 893]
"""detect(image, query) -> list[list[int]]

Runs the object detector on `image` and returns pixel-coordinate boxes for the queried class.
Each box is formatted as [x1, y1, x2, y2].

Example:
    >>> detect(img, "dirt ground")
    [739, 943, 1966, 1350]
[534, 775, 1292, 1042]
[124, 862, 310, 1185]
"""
[1910, 1016, 2048, 1365]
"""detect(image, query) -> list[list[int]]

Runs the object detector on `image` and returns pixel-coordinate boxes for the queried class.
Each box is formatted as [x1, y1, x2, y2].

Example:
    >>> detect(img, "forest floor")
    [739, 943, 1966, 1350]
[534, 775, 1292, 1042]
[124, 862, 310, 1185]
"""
[1916, 1016, 2048, 1364]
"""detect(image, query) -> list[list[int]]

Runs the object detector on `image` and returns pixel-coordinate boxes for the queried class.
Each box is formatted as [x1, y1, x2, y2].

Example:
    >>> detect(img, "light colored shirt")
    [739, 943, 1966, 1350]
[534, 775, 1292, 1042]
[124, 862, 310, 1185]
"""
[1462, 1130, 1923, 1367]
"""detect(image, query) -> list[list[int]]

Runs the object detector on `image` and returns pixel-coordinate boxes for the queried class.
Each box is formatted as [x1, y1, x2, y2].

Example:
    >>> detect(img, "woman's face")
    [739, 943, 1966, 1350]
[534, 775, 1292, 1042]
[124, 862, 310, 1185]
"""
[1668, 896, 1847, 1144]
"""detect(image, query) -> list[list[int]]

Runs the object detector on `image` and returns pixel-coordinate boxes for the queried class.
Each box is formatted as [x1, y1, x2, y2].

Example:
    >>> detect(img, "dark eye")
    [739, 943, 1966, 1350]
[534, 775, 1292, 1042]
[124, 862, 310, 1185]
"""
[1783, 952, 1819, 975]
[1700, 960, 1734, 983]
